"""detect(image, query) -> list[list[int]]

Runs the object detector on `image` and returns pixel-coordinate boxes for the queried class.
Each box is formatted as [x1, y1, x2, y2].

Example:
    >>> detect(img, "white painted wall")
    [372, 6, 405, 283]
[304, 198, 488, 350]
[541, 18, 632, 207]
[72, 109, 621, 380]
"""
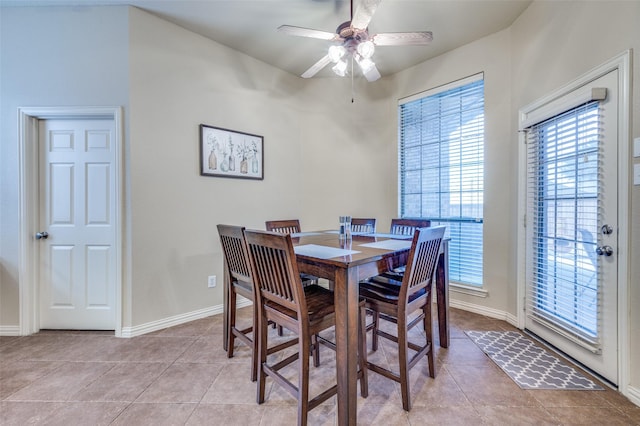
[0, 5, 130, 327]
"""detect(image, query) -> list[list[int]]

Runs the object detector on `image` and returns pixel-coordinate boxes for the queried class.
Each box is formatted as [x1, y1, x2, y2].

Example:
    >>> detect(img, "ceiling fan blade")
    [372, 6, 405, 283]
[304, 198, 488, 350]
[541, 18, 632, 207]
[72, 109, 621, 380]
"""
[301, 55, 332, 78]
[278, 25, 338, 41]
[351, 0, 382, 30]
[354, 56, 381, 82]
[372, 31, 433, 46]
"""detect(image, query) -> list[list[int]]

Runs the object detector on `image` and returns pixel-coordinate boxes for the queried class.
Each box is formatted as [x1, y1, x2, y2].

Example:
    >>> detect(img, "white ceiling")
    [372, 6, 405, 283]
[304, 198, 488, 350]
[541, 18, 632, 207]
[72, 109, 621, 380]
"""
[2, 0, 533, 79]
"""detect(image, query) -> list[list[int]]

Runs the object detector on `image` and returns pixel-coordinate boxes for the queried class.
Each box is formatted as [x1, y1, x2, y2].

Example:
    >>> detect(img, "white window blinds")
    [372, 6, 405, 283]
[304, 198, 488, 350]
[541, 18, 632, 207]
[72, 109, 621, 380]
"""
[525, 101, 602, 347]
[398, 75, 484, 286]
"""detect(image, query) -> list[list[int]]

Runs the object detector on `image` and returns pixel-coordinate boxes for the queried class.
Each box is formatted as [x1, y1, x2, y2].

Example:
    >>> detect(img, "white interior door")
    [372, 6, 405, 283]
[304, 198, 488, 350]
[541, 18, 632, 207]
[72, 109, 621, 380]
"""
[524, 70, 618, 384]
[38, 118, 117, 330]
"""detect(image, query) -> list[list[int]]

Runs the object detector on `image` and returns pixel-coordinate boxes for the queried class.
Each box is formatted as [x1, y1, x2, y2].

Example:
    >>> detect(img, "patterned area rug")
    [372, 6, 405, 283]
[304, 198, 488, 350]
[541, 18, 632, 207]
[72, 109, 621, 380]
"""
[466, 330, 603, 390]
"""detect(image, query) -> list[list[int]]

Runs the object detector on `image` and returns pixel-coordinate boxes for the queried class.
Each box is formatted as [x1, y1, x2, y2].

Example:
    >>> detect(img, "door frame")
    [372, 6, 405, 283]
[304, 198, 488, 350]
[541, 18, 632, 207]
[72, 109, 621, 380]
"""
[18, 106, 124, 337]
[516, 51, 631, 393]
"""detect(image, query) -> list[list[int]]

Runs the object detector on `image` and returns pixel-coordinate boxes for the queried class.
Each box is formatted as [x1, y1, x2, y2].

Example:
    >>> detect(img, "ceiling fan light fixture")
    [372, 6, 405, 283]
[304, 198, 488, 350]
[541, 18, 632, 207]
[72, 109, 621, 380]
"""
[356, 40, 375, 59]
[328, 45, 346, 63]
[358, 57, 375, 72]
[332, 59, 348, 76]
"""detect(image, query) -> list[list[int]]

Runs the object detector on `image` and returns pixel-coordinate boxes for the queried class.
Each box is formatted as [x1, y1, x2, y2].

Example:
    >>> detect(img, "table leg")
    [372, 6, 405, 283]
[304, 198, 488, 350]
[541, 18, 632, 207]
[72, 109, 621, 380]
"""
[333, 267, 359, 426]
[436, 240, 450, 348]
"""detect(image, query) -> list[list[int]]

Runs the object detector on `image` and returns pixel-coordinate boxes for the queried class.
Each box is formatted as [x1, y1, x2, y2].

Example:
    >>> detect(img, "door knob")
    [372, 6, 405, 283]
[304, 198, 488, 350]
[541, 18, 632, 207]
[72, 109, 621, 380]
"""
[35, 231, 49, 240]
[601, 224, 613, 235]
[596, 245, 613, 256]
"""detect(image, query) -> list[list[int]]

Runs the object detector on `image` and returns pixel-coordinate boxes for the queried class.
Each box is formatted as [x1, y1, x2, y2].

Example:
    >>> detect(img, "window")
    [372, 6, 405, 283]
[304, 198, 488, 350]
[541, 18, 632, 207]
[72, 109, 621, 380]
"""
[398, 74, 484, 286]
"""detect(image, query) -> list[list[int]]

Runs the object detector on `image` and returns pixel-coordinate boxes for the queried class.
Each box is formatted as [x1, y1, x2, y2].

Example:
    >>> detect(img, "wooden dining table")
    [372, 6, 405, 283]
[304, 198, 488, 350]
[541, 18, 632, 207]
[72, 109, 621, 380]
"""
[290, 231, 450, 426]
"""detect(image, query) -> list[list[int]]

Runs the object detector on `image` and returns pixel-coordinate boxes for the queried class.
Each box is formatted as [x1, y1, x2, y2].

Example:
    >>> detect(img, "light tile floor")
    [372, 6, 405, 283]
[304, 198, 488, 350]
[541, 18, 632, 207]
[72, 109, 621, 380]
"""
[1, 307, 638, 425]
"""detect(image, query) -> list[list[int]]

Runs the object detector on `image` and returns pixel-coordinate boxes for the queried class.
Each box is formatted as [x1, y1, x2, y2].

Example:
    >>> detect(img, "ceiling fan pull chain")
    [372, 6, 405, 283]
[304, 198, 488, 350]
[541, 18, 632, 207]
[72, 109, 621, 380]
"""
[351, 56, 355, 103]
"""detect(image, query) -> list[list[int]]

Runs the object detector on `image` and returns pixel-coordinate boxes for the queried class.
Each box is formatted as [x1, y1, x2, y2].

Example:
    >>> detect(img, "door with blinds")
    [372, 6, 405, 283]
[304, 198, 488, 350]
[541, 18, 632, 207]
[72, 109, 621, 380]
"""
[523, 70, 618, 384]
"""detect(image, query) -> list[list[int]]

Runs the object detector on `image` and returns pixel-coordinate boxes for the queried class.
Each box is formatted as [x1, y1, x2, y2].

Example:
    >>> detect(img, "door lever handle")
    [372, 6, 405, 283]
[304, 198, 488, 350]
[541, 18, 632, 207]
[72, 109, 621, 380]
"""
[35, 231, 49, 240]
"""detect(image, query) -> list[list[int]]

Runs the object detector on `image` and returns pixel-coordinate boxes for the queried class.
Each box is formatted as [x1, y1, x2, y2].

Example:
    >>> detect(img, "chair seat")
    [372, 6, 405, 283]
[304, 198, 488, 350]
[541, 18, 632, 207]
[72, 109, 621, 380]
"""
[300, 273, 320, 285]
[264, 285, 335, 323]
[233, 278, 252, 293]
[359, 275, 426, 304]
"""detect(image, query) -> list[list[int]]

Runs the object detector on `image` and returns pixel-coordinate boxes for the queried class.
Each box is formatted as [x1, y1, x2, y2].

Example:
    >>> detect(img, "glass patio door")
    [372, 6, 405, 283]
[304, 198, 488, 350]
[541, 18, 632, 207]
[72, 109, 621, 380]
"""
[524, 70, 618, 385]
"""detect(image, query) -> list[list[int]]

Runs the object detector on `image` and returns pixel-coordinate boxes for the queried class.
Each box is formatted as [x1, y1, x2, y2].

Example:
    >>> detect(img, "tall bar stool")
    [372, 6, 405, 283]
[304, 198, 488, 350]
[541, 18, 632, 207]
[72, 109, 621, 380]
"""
[351, 218, 377, 233]
[390, 218, 431, 236]
[217, 224, 296, 381]
[265, 219, 302, 234]
[244, 229, 368, 426]
[359, 226, 445, 411]
[265, 219, 319, 286]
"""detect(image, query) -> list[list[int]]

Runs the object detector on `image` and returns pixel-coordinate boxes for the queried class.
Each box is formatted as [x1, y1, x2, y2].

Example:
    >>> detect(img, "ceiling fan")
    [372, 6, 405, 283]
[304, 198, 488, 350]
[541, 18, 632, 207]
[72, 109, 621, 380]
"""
[278, 0, 433, 82]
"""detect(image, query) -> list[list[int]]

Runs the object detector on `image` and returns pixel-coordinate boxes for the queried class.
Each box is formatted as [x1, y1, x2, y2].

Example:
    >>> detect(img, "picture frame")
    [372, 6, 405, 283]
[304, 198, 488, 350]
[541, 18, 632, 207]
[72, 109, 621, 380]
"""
[199, 124, 264, 180]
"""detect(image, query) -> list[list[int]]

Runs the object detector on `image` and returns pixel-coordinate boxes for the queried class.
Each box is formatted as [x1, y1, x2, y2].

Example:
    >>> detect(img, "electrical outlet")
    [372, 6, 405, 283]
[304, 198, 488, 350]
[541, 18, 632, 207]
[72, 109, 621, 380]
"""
[208, 275, 217, 288]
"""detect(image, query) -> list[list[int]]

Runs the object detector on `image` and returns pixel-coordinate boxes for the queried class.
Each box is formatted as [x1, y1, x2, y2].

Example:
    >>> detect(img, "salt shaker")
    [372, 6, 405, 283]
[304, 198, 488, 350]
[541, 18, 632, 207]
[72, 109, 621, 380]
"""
[339, 216, 351, 241]
[345, 216, 352, 240]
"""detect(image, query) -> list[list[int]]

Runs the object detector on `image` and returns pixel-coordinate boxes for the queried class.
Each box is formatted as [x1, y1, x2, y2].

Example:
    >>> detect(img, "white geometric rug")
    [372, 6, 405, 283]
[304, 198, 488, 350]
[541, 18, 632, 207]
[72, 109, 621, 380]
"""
[465, 330, 603, 390]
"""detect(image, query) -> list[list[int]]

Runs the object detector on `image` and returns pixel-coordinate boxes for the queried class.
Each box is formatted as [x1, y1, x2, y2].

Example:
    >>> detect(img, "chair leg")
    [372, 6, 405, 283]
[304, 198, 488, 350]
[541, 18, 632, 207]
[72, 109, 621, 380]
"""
[312, 334, 320, 367]
[371, 310, 380, 351]
[397, 314, 411, 411]
[298, 329, 311, 426]
[359, 304, 369, 398]
[250, 299, 258, 382]
[424, 299, 435, 378]
[227, 287, 237, 358]
[256, 309, 269, 404]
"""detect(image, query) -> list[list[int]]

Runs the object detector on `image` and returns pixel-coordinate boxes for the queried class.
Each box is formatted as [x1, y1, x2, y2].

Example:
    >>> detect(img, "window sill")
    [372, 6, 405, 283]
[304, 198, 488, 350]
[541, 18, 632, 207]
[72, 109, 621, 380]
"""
[449, 282, 488, 298]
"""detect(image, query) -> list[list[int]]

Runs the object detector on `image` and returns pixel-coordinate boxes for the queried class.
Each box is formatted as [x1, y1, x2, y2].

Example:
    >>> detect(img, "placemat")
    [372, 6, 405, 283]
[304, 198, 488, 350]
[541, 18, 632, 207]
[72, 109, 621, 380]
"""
[358, 239, 412, 250]
[293, 244, 360, 259]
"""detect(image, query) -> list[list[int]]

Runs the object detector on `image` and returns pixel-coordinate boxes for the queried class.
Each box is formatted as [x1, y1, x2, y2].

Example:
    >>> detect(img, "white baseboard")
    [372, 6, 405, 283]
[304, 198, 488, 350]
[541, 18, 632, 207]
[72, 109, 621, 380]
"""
[120, 306, 219, 338]
[627, 385, 640, 407]
[119, 298, 252, 338]
[0, 325, 21, 336]
[448, 298, 518, 327]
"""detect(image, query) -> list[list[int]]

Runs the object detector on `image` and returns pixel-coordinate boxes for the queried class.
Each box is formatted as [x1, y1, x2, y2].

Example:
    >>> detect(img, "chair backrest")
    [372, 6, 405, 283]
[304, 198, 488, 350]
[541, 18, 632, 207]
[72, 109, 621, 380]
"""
[400, 226, 445, 302]
[217, 224, 252, 284]
[265, 219, 301, 234]
[244, 229, 306, 317]
[351, 218, 376, 233]
[390, 218, 431, 236]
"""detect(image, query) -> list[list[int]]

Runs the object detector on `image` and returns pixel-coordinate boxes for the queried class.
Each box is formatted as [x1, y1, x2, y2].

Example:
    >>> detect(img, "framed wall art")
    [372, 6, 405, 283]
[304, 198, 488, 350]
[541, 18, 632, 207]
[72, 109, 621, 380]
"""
[199, 124, 264, 180]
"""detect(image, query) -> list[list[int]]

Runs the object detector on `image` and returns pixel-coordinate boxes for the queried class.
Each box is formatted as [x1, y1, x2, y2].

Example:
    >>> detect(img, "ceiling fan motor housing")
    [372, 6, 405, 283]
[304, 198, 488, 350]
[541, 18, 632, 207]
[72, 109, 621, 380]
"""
[337, 21, 370, 54]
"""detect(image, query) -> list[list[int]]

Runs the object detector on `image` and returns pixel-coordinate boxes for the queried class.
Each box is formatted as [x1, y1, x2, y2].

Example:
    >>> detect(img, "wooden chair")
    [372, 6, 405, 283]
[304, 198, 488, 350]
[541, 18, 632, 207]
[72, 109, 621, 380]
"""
[390, 218, 431, 236]
[359, 226, 445, 411]
[244, 229, 368, 426]
[217, 224, 259, 381]
[265, 219, 319, 286]
[351, 218, 376, 233]
[265, 219, 302, 234]
[217, 224, 296, 382]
